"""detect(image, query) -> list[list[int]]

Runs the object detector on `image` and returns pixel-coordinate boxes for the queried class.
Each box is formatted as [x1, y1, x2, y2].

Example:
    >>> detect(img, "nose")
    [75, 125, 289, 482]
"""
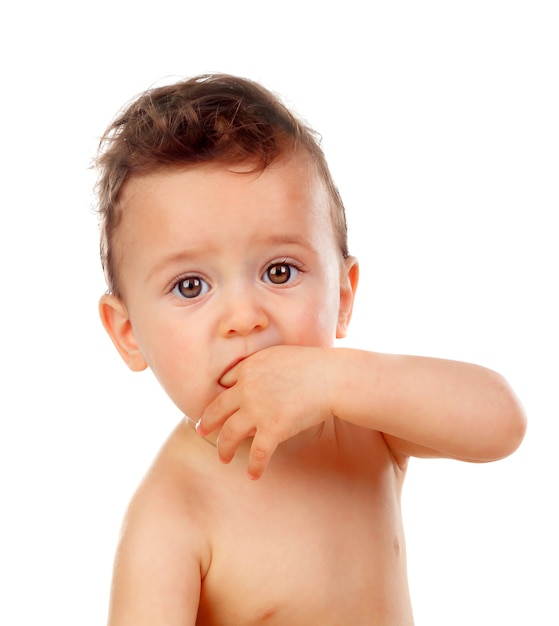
[218, 285, 269, 337]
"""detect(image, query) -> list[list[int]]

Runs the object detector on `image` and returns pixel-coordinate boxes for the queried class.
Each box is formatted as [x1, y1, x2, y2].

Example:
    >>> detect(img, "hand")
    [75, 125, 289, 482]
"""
[197, 345, 334, 479]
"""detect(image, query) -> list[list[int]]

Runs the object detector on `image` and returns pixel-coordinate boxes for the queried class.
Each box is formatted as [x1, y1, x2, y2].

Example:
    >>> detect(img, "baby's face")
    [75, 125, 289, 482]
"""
[111, 152, 355, 422]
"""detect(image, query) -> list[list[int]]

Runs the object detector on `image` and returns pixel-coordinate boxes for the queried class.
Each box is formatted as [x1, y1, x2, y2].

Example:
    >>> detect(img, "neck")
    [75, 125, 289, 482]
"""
[185, 416, 218, 448]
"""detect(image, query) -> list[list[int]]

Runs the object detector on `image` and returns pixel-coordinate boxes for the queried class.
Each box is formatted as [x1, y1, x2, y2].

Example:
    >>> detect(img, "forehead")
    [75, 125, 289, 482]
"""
[110, 152, 340, 296]
[117, 152, 334, 246]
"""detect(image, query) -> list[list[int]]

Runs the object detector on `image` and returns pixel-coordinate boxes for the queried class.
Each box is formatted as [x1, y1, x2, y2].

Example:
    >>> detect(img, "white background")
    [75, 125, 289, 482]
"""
[1, 1, 557, 624]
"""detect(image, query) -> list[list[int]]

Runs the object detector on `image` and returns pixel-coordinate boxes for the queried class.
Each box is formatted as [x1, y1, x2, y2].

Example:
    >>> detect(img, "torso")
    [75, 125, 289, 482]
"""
[152, 418, 413, 625]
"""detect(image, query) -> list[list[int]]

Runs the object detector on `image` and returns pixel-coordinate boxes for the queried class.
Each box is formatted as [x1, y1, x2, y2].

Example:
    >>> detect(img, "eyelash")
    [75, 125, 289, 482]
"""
[169, 259, 305, 300]
[262, 259, 305, 285]
[170, 274, 211, 300]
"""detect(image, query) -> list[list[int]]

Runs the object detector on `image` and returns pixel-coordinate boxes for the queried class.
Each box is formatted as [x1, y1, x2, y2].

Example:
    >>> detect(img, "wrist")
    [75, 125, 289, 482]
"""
[324, 348, 354, 420]
[326, 348, 380, 424]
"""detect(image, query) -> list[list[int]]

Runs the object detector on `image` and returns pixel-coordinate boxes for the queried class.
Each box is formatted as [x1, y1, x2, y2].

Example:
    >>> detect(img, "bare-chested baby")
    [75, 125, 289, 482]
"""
[95, 74, 526, 625]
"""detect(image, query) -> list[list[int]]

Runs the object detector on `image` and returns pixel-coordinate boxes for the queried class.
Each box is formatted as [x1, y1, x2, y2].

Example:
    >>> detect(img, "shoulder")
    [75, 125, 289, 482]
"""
[107, 420, 211, 625]
[123, 419, 212, 570]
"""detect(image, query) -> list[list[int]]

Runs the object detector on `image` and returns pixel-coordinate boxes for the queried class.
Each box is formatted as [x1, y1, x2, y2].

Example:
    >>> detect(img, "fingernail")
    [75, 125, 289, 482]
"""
[195, 419, 202, 433]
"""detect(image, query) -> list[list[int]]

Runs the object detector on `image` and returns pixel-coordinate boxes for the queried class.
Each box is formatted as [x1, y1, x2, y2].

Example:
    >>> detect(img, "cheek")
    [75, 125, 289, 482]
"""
[315, 297, 341, 342]
[132, 315, 197, 387]
[286, 290, 340, 347]
[145, 341, 214, 420]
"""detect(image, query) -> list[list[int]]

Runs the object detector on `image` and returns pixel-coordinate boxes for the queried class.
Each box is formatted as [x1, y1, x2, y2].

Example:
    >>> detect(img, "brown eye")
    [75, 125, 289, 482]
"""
[265, 263, 295, 285]
[172, 277, 209, 299]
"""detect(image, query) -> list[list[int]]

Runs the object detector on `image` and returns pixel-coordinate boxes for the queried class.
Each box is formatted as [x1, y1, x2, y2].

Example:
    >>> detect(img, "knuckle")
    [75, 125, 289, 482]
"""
[218, 422, 237, 445]
[251, 444, 269, 461]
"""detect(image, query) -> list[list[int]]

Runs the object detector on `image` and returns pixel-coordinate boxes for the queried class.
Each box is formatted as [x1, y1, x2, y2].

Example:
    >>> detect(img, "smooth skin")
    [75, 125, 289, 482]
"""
[100, 152, 526, 625]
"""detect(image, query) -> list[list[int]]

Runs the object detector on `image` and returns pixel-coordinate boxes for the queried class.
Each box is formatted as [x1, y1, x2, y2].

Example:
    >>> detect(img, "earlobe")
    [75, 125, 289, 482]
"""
[99, 294, 148, 372]
[336, 256, 359, 339]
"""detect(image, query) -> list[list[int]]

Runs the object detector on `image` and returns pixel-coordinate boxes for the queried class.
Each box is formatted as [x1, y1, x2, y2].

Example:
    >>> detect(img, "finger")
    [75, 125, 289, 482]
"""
[197, 388, 239, 436]
[215, 414, 256, 464]
[218, 362, 240, 388]
[247, 432, 279, 480]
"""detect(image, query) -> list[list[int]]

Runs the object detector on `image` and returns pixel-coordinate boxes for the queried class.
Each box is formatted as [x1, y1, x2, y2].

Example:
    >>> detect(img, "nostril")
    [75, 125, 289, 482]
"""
[219, 303, 269, 337]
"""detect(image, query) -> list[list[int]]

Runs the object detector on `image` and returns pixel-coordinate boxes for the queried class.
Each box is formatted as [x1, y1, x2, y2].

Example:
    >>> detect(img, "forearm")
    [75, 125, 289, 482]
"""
[327, 348, 526, 461]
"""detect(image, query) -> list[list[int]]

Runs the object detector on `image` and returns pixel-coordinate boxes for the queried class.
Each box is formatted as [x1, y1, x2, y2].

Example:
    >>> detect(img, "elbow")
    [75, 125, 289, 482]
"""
[489, 406, 527, 462]
[484, 372, 527, 461]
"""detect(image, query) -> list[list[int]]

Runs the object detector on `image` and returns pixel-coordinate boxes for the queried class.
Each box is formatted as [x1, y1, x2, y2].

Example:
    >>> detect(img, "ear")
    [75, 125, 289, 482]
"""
[99, 294, 148, 372]
[336, 256, 359, 339]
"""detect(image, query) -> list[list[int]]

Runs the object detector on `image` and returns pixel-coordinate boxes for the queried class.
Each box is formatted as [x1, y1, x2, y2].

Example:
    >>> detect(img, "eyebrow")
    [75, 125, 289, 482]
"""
[147, 248, 212, 281]
[147, 233, 316, 281]
[252, 233, 316, 249]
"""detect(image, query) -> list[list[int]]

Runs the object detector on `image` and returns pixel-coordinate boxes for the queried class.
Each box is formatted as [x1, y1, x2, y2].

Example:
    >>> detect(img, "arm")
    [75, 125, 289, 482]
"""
[107, 484, 205, 626]
[199, 346, 526, 477]
[327, 349, 526, 462]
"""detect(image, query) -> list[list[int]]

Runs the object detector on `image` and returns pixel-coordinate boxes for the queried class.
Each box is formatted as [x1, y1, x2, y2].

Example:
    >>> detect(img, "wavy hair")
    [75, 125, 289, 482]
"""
[94, 73, 348, 295]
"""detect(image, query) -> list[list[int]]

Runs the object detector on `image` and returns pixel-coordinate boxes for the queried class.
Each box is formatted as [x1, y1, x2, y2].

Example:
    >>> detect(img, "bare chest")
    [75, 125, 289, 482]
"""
[196, 439, 412, 625]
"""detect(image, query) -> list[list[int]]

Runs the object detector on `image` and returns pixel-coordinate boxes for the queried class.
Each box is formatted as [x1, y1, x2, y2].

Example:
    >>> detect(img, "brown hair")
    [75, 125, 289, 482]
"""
[94, 73, 348, 296]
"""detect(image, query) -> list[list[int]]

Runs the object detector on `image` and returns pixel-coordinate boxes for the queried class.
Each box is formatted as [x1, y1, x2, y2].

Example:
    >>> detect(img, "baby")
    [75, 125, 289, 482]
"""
[95, 74, 526, 625]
